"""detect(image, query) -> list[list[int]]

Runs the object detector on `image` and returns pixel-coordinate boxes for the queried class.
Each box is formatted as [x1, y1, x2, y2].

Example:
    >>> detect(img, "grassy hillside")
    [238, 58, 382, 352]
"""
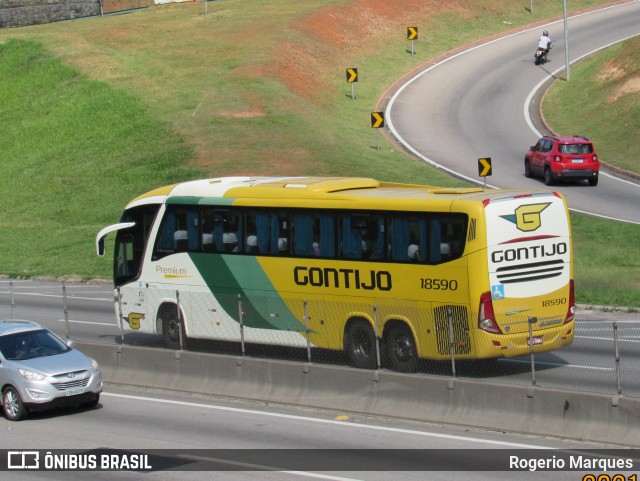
[542, 35, 640, 307]
[543, 35, 640, 174]
[0, 0, 638, 307]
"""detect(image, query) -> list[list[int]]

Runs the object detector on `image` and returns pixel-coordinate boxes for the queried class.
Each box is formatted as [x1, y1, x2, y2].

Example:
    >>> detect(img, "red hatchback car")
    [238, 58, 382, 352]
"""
[525, 135, 600, 186]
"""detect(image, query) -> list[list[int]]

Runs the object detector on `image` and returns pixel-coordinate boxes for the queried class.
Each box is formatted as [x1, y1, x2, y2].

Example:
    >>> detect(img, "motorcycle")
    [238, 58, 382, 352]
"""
[535, 42, 552, 65]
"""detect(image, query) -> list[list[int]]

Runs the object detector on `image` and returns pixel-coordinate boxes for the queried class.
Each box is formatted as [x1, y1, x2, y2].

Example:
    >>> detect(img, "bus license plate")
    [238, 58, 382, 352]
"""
[66, 388, 85, 397]
[528, 336, 543, 346]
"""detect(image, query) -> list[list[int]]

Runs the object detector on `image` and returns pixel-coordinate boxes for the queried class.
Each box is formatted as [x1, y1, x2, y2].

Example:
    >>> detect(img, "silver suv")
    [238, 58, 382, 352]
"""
[0, 320, 102, 421]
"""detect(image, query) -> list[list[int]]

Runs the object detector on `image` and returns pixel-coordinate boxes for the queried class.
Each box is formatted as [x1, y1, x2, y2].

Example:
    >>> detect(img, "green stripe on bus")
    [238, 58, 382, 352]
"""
[189, 253, 305, 332]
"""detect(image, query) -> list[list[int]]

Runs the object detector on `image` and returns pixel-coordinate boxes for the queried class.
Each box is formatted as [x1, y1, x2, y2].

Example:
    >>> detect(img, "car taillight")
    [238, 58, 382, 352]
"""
[553, 155, 562, 162]
[593, 154, 598, 162]
[478, 291, 502, 334]
[564, 279, 576, 324]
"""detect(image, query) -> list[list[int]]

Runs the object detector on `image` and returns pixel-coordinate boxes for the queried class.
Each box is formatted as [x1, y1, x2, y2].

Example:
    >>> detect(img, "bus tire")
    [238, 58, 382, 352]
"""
[158, 305, 186, 350]
[344, 320, 377, 370]
[385, 323, 418, 373]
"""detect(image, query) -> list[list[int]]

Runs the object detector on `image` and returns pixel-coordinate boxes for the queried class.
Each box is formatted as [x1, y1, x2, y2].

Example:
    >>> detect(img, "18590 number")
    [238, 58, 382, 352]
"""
[542, 298, 567, 307]
[420, 278, 458, 290]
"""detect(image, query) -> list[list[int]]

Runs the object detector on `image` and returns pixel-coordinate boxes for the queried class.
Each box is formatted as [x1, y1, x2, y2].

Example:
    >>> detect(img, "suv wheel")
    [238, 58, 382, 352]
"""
[524, 159, 532, 178]
[588, 176, 598, 186]
[3, 386, 28, 421]
[544, 168, 554, 186]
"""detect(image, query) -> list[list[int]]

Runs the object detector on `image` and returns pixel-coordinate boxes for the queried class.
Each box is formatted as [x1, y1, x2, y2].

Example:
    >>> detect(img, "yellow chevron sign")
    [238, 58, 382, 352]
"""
[346, 68, 358, 83]
[478, 157, 492, 177]
[371, 112, 384, 129]
[407, 27, 418, 40]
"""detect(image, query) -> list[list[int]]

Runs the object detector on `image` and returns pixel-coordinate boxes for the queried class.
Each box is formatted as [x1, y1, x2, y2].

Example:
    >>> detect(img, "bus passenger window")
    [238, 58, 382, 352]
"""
[202, 233, 214, 252]
[174, 230, 188, 252]
[277, 237, 288, 255]
[340, 216, 363, 259]
[408, 232, 421, 262]
[317, 212, 335, 258]
[292, 212, 314, 256]
[246, 235, 258, 254]
[223, 232, 238, 253]
[432, 215, 467, 262]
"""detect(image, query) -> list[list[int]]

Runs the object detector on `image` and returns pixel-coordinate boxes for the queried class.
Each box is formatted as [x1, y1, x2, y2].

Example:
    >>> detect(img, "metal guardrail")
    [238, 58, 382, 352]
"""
[2, 279, 639, 399]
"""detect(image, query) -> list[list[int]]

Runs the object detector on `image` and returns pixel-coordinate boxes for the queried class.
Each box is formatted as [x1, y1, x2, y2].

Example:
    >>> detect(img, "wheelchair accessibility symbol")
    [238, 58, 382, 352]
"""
[492, 285, 505, 301]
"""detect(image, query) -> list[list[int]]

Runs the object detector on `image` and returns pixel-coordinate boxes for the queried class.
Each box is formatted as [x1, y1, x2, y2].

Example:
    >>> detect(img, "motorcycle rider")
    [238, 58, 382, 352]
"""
[537, 30, 552, 61]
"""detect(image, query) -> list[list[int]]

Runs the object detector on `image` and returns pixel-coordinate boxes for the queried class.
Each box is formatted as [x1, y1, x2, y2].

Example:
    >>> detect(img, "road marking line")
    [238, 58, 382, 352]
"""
[56, 319, 118, 327]
[0, 290, 112, 302]
[103, 392, 552, 449]
[178, 455, 362, 481]
[574, 335, 640, 344]
[500, 358, 614, 371]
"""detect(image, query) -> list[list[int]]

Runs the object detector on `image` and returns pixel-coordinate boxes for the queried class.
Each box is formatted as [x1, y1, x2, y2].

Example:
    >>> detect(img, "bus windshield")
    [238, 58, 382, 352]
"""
[114, 204, 160, 287]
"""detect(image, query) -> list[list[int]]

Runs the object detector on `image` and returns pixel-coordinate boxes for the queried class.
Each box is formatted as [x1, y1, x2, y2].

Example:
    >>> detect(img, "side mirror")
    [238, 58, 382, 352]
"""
[530, 146, 536, 151]
[66, 338, 76, 348]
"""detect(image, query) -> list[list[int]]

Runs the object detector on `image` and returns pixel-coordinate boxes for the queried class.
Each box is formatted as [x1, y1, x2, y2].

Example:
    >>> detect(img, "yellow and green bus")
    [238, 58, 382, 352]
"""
[96, 176, 575, 372]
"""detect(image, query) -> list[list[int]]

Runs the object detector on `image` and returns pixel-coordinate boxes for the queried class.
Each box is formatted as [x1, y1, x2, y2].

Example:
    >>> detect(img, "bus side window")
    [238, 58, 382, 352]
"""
[223, 232, 239, 252]
[202, 208, 242, 254]
[293, 212, 314, 257]
[447, 217, 467, 259]
[429, 219, 443, 263]
[389, 217, 410, 261]
[407, 218, 427, 263]
[202, 233, 214, 251]
[317, 212, 335, 258]
[115, 234, 138, 279]
[255, 210, 288, 255]
[246, 235, 258, 254]
[174, 230, 188, 252]
[431, 215, 467, 262]
[367, 217, 384, 261]
[152, 209, 177, 260]
[340, 215, 363, 259]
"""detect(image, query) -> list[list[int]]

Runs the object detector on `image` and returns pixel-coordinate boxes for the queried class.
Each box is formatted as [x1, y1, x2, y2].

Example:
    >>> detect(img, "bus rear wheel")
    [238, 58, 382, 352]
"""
[345, 320, 377, 370]
[385, 324, 418, 373]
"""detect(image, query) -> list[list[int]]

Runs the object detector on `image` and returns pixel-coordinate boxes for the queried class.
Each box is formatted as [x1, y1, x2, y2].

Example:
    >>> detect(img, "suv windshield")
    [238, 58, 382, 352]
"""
[559, 143, 592, 154]
[0, 329, 70, 361]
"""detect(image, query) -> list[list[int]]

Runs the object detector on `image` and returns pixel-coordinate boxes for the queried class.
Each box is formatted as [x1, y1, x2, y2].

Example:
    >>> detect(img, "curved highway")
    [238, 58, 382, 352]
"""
[385, 1, 640, 224]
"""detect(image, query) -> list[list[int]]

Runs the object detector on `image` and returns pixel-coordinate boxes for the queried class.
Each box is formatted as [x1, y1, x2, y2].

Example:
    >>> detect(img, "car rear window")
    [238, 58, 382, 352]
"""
[559, 143, 592, 154]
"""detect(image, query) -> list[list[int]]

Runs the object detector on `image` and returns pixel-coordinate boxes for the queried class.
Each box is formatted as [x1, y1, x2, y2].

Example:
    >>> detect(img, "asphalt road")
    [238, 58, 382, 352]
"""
[1, 385, 634, 480]
[1, 279, 638, 398]
[385, 0, 640, 224]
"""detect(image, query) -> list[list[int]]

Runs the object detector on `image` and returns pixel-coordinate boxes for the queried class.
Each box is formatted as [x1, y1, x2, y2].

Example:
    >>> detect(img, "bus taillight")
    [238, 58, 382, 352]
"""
[564, 279, 576, 324]
[478, 291, 503, 334]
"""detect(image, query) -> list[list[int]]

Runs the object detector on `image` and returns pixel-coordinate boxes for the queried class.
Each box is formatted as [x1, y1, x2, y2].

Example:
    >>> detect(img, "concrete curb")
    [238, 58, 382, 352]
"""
[78, 341, 640, 447]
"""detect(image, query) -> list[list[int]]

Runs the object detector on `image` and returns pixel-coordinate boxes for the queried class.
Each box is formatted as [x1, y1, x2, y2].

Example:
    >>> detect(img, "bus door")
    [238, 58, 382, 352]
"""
[114, 230, 149, 333]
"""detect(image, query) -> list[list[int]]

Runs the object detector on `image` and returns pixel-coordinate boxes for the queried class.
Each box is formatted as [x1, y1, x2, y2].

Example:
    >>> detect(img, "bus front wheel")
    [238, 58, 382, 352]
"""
[385, 324, 418, 373]
[158, 306, 186, 350]
[344, 320, 377, 370]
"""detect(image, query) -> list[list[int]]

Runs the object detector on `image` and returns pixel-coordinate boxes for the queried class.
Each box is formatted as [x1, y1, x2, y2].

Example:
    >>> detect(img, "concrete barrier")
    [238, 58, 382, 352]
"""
[77, 341, 640, 447]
